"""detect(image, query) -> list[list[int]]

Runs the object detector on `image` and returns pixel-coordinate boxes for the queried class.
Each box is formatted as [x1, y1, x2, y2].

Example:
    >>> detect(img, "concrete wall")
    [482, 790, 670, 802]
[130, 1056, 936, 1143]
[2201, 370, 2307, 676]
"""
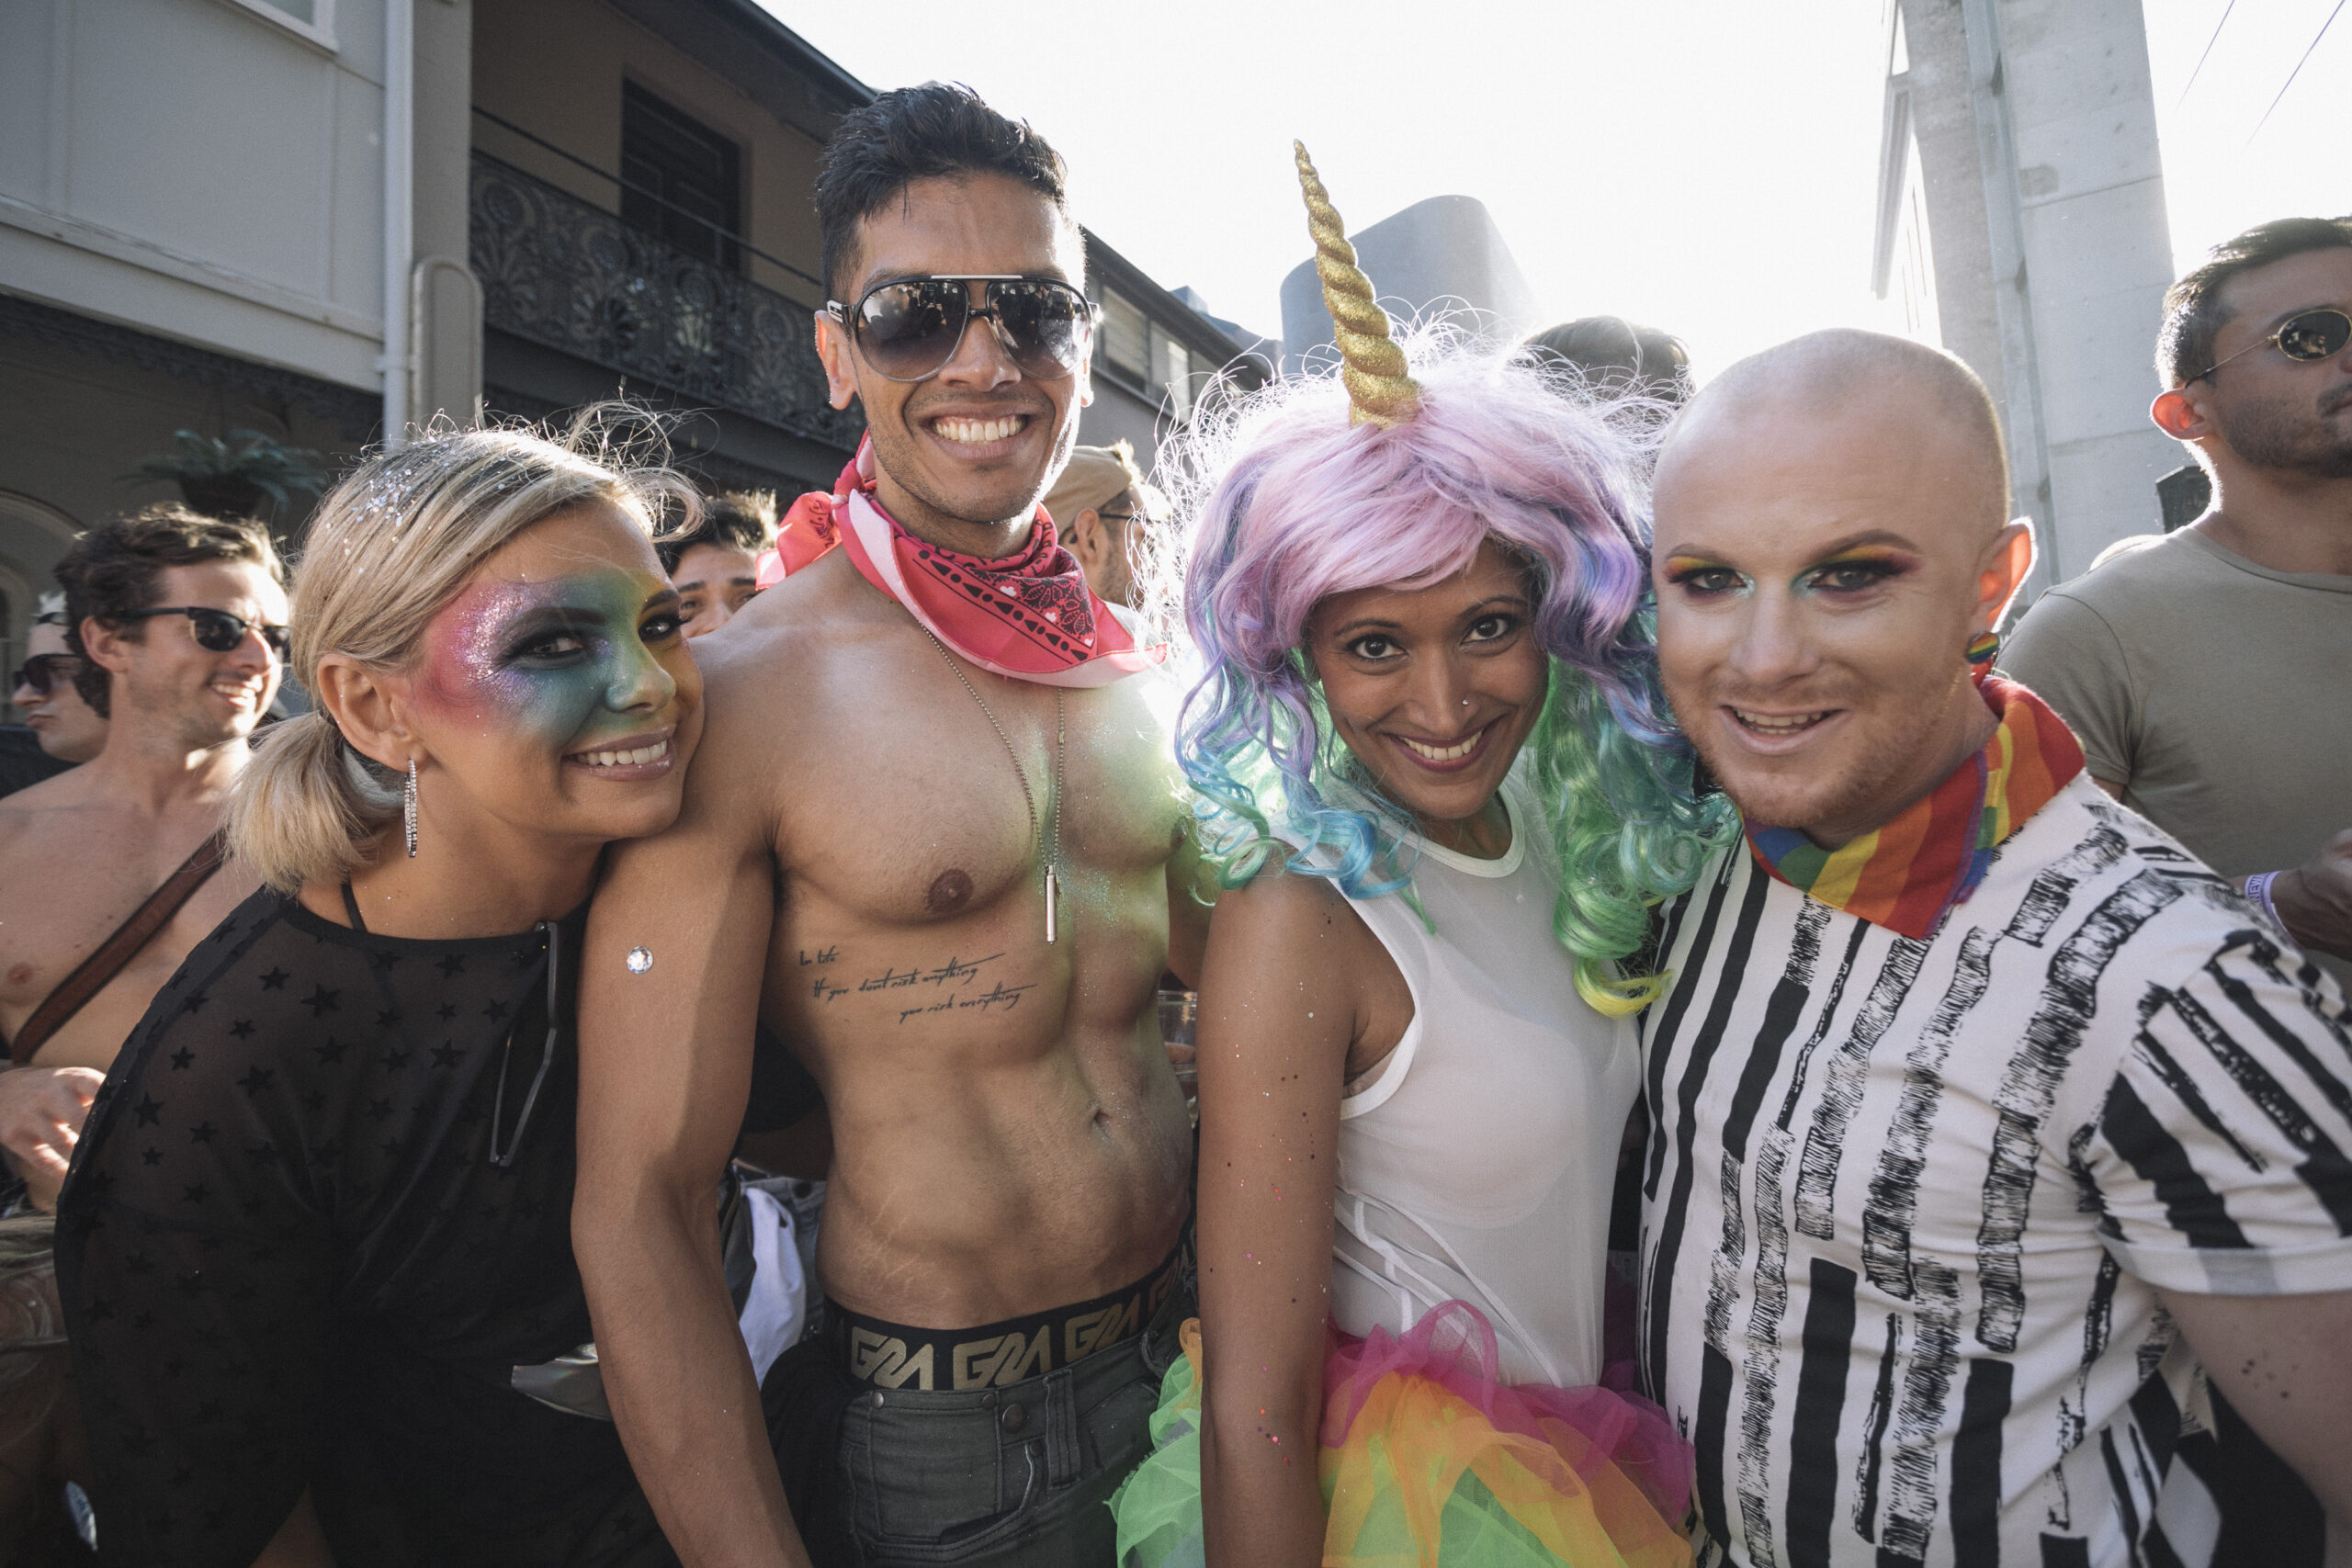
[1883, 0, 2182, 590]
[0, 0, 428, 661]
[1998, 0, 2180, 579]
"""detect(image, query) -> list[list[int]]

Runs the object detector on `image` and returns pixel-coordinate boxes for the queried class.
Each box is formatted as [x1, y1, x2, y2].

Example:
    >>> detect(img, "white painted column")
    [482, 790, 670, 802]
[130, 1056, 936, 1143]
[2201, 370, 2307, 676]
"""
[381, 0, 414, 450]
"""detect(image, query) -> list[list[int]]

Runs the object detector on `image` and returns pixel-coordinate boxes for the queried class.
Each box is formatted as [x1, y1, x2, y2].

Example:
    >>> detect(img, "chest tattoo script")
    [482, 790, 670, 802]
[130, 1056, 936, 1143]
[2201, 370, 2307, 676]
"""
[799, 946, 1037, 1024]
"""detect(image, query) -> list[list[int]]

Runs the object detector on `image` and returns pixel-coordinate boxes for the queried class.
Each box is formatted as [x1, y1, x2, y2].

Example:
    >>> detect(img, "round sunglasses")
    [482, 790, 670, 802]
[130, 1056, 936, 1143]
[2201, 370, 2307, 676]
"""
[2188, 307, 2352, 384]
[825, 275, 1100, 384]
[121, 605, 291, 660]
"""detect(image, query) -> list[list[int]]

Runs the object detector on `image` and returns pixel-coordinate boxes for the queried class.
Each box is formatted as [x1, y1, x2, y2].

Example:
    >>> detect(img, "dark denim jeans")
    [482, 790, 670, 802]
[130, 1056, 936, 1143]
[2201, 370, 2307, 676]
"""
[830, 1282, 1189, 1568]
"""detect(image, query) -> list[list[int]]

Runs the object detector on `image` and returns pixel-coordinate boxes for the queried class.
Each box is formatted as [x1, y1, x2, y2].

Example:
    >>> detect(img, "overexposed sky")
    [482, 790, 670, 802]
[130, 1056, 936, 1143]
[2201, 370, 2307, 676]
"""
[765, 0, 2346, 384]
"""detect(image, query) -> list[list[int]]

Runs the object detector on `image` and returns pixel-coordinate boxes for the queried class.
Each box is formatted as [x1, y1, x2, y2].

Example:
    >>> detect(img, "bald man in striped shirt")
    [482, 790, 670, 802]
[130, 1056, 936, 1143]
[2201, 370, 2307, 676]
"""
[1635, 329, 2352, 1568]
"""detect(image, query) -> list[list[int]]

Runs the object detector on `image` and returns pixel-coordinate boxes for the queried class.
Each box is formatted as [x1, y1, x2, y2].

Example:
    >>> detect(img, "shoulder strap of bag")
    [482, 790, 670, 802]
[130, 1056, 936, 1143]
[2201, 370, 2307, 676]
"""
[8, 828, 229, 1066]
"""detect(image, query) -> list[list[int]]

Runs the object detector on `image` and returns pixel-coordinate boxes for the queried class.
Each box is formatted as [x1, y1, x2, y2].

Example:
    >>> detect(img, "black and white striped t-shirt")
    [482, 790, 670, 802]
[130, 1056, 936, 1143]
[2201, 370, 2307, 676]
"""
[1637, 774, 2352, 1568]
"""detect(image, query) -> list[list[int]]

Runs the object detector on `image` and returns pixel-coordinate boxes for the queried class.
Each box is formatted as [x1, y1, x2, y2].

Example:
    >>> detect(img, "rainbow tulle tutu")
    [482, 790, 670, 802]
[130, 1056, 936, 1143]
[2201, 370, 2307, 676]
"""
[1110, 1301, 1693, 1568]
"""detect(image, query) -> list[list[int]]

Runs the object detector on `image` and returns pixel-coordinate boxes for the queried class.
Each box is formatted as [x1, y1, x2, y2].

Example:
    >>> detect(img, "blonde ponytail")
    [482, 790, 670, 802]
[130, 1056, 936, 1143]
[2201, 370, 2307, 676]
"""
[229, 709, 402, 892]
[230, 407, 697, 891]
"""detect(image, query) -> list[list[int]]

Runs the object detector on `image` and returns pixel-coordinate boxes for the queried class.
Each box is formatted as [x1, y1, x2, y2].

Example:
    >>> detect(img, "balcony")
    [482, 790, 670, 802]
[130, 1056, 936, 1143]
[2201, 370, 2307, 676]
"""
[469, 152, 860, 450]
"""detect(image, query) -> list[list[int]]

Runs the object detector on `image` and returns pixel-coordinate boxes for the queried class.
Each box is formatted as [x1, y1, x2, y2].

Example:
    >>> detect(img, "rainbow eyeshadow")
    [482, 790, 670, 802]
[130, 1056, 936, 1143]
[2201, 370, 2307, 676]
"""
[416, 570, 677, 750]
[1794, 545, 1918, 593]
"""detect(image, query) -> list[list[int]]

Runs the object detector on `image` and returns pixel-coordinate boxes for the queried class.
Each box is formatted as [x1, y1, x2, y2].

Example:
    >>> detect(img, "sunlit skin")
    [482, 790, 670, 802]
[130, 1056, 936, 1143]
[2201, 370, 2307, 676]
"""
[672, 541, 761, 638]
[573, 163, 1193, 1568]
[1652, 389, 2030, 847]
[1195, 542, 1551, 1566]
[306, 501, 702, 940]
[2152, 247, 2352, 550]
[813, 171, 1093, 557]
[85, 559, 288, 752]
[0, 559, 285, 1208]
[11, 621, 107, 763]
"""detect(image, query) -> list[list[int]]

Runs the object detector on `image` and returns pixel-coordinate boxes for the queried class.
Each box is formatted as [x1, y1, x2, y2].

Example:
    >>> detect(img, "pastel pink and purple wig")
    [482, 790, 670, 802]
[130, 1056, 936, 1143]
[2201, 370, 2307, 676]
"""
[1162, 340, 1733, 1009]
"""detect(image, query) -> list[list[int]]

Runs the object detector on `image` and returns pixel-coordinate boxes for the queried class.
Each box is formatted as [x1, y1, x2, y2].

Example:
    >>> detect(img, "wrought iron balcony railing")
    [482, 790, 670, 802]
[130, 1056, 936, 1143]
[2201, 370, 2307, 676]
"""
[470, 152, 860, 449]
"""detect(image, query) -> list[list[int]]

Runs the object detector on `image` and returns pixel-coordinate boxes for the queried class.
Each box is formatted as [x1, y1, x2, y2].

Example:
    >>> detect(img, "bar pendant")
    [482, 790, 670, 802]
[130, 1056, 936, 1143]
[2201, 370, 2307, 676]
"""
[1044, 864, 1059, 945]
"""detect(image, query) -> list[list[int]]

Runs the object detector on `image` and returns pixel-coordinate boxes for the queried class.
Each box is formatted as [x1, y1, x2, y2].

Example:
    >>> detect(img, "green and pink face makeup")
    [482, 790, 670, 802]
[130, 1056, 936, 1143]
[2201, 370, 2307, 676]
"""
[417, 567, 689, 784]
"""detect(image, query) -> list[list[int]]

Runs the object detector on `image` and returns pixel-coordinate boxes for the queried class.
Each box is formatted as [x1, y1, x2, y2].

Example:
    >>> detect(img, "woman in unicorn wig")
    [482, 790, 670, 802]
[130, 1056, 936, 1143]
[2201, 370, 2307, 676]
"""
[1110, 148, 1731, 1568]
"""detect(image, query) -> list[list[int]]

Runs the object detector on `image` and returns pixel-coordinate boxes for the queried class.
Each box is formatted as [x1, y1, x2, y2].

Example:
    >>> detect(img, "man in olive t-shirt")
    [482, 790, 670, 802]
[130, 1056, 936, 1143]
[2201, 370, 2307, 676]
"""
[2007, 217, 2352, 995]
[2004, 527, 2350, 989]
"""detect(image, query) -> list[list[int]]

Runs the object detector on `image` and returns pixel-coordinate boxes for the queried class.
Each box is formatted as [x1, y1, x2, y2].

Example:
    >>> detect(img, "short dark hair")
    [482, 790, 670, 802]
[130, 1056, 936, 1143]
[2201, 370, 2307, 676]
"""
[814, 82, 1071, 301]
[1525, 316, 1692, 404]
[657, 490, 775, 576]
[2157, 216, 2352, 386]
[58, 503, 283, 716]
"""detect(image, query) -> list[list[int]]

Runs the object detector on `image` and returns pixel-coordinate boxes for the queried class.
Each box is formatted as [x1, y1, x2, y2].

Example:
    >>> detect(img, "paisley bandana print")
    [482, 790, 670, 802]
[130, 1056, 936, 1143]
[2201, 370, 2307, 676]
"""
[755, 441, 1164, 687]
[1741, 671, 2085, 939]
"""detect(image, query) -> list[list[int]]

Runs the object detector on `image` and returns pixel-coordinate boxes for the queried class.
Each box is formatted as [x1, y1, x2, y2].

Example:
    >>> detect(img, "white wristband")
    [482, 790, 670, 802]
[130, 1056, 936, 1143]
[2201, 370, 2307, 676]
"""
[2243, 870, 2289, 935]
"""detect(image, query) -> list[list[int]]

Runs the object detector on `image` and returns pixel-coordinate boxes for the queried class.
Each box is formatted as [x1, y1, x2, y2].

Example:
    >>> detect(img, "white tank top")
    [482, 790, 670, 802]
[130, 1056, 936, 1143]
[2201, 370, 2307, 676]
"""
[1315, 775, 1638, 1389]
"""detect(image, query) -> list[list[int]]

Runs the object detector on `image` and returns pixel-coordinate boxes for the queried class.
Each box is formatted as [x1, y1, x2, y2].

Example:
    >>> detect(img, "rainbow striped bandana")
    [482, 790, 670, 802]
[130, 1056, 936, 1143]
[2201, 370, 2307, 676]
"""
[1741, 671, 2085, 940]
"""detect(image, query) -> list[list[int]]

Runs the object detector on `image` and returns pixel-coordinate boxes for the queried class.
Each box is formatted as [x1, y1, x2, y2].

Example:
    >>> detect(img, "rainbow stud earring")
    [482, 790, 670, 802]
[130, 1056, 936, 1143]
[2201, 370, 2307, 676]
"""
[1966, 632, 2000, 667]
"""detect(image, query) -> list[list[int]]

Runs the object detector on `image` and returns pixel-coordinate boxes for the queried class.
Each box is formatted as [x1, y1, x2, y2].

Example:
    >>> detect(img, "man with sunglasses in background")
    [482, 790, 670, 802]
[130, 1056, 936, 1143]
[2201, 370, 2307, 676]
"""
[0, 504, 284, 1213]
[2005, 217, 2352, 1563]
[10, 596, 108, 770]
[576, 84, 1203, 1568]
[2007, 218, 2352, 986]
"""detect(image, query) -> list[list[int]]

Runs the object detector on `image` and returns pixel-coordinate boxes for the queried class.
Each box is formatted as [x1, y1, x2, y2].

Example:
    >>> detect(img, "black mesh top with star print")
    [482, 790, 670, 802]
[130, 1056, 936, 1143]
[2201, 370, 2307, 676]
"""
[54, 888, 677, 1568]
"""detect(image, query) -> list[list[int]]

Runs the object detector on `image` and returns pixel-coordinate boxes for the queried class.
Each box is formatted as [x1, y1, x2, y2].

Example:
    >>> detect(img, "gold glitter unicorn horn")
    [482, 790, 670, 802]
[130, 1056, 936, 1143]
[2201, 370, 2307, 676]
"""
[1295, 141, 1419, 428]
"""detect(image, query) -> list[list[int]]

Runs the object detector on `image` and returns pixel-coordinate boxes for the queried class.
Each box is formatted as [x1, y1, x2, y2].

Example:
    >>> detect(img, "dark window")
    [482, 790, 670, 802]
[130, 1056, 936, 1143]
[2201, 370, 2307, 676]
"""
[619, 82, 741, 271]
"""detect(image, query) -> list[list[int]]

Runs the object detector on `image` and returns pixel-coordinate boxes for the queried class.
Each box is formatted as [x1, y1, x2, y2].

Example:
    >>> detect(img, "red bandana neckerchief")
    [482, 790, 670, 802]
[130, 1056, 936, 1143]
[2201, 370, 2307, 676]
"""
[1741, 669, 2085, 940]
[755, 439, 1164, 687]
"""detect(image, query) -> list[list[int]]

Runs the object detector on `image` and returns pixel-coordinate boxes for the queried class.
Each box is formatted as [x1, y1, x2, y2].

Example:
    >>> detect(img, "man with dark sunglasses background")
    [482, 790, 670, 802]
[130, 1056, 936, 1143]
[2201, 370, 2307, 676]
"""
[2005, 216, 2352, 1566]
[0, 503, 283, 1211]
[576, 83, 1204, 1568]
[8, 597, 107, 770]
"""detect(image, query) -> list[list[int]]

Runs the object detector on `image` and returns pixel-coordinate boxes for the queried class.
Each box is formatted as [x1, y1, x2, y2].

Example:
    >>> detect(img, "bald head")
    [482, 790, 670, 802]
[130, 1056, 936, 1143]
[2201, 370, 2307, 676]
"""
[1664, 328, 2010, 540]
[1649, 327, 2039, 846]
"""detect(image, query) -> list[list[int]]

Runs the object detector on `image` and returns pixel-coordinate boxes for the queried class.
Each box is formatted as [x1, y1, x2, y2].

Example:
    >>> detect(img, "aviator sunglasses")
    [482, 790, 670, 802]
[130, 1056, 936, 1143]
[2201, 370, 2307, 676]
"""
[120, 605, 291, 660]
[2188, 307, 2352, 383]
[825, 275, 1101, 383]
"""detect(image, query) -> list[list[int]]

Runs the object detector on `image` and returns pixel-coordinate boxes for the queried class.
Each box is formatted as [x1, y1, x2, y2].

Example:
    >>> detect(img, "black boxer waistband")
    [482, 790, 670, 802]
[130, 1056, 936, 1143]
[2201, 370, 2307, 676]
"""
[827, 1232, 1189, 1393]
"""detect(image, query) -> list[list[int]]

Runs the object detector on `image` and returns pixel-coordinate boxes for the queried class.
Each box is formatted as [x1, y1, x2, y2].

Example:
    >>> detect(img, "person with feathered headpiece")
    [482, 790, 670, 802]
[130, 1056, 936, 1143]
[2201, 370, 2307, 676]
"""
[1107, 145, 1728, 1567]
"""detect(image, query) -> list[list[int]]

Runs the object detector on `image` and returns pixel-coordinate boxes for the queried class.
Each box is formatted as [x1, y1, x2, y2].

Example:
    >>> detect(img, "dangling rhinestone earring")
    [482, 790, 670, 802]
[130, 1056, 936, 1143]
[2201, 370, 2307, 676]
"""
[403, 759, 420, 858]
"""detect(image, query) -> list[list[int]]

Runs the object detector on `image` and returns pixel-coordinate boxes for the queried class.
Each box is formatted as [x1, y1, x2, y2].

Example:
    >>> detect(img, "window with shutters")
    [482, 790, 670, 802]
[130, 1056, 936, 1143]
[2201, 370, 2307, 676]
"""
[619, 82, 743, 272]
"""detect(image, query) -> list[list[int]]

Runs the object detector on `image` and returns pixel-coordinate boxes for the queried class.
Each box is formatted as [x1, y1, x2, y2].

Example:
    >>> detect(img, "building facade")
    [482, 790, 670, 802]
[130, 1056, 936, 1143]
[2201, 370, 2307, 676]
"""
[1872, 0, 2183, 593]
[1279, 194, 1543, 377]
[0, 0, 1249, 672]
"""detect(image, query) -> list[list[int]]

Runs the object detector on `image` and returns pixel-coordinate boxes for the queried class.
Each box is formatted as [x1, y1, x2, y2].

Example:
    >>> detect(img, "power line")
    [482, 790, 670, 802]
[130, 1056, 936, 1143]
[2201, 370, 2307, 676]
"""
[2247, 0, 2346, 146]
[2177, 0, 2236, 107]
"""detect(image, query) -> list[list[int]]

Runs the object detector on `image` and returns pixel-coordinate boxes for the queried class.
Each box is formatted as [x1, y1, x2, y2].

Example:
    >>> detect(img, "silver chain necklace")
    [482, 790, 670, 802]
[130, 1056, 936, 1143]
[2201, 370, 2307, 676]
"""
[920, 627, 1066, 943]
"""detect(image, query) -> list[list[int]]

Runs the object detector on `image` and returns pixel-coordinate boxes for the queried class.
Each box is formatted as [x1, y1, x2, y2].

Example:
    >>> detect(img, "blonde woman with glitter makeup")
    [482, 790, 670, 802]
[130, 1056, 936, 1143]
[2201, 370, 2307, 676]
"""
[55, 420, 707, 1568]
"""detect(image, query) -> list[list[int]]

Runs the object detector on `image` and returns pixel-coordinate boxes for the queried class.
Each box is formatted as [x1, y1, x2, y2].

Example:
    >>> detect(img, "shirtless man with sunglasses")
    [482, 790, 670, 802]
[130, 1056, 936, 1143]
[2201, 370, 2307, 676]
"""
[0, 505, 284, 1209]
[576, 85, 1203, 1568]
